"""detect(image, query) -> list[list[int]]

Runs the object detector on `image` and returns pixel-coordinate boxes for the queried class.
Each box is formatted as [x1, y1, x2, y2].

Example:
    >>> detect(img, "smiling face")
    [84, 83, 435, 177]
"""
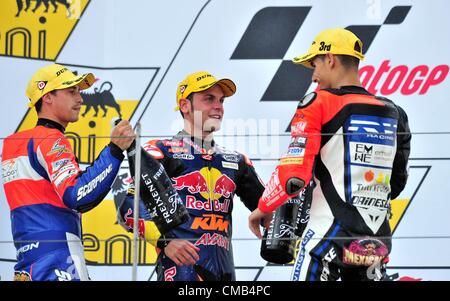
[41, 86, 83, 128]
[180, 84, 225, 138]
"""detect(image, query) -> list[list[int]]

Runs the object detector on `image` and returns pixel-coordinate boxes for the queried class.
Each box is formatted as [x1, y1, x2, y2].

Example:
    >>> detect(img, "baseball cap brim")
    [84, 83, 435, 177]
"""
[292, 49, 365, 69]
[57, 72, 96, 91]
[174, 78, 236, 111]
[193, 78, 236, 97]
[292, 52, 317, 69]
[215, 78, 236, 97]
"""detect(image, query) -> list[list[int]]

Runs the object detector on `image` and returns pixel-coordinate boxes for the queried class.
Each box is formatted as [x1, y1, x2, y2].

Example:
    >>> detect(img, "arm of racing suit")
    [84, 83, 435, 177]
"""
[235, 154, 265, 211]
[258, 92, 323, 213]
[390, 105, 411, 199]
[39, 134, 124, 213]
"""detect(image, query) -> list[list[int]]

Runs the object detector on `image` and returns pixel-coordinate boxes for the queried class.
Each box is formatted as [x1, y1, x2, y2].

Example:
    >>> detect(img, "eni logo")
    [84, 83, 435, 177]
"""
[0, 0, 90, 60]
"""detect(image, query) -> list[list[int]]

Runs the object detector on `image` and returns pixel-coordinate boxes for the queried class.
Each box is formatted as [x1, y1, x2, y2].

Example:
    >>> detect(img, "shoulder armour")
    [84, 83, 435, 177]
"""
[297, 92, 317, 108]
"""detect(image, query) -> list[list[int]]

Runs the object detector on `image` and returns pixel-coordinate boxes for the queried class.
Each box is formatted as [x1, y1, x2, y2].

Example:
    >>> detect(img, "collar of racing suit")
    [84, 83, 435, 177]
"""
[36, 118, 65, 133]
[326, 85, 374, 96]
[175, 130, 216, 154]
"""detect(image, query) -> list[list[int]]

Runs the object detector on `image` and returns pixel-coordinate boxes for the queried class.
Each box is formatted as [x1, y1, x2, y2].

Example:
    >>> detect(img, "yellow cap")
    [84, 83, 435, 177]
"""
[175, 71, 236, 111]
[292, 28, 364, 68]
[26, 64, 95, 107]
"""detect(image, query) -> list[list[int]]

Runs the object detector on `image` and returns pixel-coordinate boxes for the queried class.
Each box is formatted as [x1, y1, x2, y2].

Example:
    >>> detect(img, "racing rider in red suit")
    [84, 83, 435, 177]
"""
[249, 28, 411, 281]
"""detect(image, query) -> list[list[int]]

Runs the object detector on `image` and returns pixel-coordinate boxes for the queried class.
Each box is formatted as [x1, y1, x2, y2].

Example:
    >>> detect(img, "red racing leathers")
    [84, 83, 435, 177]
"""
[259, 86, 411, 281]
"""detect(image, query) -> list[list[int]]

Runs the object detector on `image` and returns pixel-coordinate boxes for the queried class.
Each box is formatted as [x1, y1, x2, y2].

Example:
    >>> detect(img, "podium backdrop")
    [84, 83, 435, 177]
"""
[0, 0, 449, 280]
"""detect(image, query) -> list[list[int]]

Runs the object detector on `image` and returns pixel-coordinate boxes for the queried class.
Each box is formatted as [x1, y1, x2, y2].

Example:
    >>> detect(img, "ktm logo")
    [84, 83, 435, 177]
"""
[191, 214, 230, 233]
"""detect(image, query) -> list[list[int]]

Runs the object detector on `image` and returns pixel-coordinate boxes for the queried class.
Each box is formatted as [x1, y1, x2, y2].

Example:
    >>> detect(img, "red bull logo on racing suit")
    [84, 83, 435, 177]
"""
[172, 168, 236, 214]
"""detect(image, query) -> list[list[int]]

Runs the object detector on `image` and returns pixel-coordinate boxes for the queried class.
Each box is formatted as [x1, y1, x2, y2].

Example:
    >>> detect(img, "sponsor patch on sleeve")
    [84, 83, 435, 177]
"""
[286, 147, 305, 157]
[47, 138, 71, 157]
[279, 157, 304, 165]
[143, 140, 164, 159]
[51, 158, 71, 172]
[222, 161, 239, 170]
[291, 121, 307, 135]
[290, 136, 307, 147]
[222, 154, 240, 162]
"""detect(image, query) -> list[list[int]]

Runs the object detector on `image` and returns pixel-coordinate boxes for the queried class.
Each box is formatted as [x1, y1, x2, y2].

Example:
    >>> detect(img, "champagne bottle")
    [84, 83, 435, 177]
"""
[294, 183, 313, 237]
[260, 197, 301, 264]
[126, 139, 190, 234]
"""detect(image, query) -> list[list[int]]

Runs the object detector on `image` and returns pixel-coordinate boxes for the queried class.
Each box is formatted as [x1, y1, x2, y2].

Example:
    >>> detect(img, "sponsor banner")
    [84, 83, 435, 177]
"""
[350, 142, 396, 168]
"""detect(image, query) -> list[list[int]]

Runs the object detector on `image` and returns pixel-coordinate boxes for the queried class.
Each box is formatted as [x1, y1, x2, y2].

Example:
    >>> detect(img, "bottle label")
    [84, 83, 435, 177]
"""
[273, 223, 295, 239]
[168, 193, 181, 215]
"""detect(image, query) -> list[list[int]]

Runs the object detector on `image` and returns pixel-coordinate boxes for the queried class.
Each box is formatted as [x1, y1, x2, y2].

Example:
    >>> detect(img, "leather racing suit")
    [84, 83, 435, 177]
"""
[258, 86, 411, 281]
[118, 131, 264, 281]
[2, 118, 124, 281]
